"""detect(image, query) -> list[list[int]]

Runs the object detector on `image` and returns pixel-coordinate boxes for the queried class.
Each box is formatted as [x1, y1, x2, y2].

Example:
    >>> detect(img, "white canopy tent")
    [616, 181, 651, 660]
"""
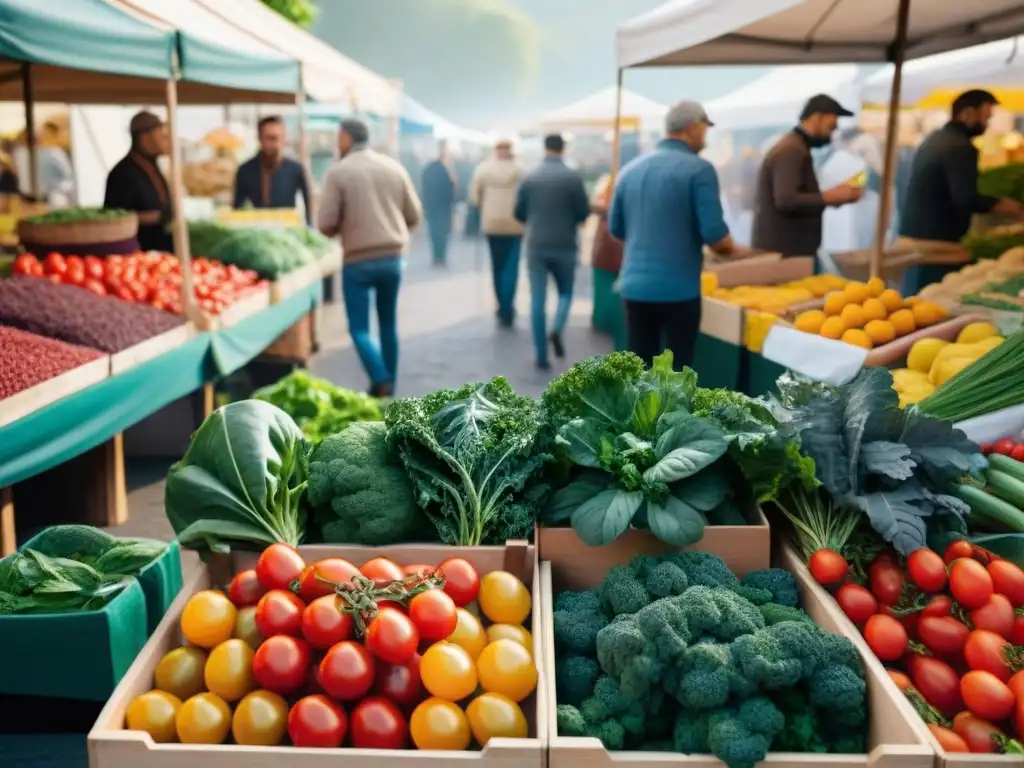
[538, 86, 667, 132]
[705, 64, 861, 130]
[860, 36, 1024, 106]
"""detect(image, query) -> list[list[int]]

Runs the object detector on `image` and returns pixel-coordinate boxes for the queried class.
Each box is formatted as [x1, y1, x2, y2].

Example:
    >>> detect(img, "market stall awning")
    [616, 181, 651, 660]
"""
[192, 0, 399, 117]
[706, 64, 861, 131]
[861, 36, 1024, 109]
[539, 86, 667, 131]
[117, 0, 300, 100]
[617, 0, 1024, 68]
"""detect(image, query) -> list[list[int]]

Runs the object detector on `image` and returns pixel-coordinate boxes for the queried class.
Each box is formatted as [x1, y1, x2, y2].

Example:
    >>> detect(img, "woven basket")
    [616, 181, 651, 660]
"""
[18, 212, 139, 248]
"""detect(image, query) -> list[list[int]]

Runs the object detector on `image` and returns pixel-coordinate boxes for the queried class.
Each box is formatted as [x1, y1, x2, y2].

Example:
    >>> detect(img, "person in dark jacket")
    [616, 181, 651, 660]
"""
[421, 141, 457, 265]
[514, 134, 589, 370]
[104, 111, 173, 253]
[752, 94, 863, 258]
[233, 116, 311, 223]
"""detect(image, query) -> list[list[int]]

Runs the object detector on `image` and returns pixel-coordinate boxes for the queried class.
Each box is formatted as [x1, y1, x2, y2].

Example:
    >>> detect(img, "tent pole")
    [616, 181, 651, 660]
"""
[871, 0, 911, 280]
[165, 56, 199, 323]
[21, 64, 39, 201]
[610, 68, 624, 184]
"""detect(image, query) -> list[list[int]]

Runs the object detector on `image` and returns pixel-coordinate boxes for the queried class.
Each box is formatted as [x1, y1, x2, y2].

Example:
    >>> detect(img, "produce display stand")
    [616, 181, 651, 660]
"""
[89, 541, 545, 768]
[109, 323, 197, 377]
[540, 545, 935, 768]
[269, 262, 324, 304]
[0, 354, 111, 430]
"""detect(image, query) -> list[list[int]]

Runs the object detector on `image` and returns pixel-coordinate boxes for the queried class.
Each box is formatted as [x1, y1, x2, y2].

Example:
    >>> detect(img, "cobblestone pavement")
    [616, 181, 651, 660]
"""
[114, 229, 613, 543]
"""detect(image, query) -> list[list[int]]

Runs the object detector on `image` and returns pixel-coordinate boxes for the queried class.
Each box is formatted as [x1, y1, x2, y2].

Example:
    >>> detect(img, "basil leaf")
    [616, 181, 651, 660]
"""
[571, 489, 642, 546]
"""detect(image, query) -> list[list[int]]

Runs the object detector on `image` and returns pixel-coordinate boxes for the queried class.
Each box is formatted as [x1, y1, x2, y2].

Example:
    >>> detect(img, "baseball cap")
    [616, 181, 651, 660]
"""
[800, 94, 854, 120]
[666, 100, 714, 133]
[129, 111, 163, 136]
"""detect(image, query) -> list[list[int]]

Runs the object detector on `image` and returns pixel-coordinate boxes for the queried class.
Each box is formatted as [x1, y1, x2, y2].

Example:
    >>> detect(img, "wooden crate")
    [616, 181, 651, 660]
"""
[89, 542, 546, 768]
[0, 354, 110, 429]
[270, 263, 324, 304]
[262, 313, 313, 363]
[541, 544, 934, 768]
[110, 323, 197, 376]
[195, 284, 272, 332]
[778, 544, 1015, 768]
[537, 503, 771, 592]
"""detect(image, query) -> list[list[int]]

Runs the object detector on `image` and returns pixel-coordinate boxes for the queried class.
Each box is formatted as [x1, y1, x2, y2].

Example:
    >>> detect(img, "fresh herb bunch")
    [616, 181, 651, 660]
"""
[254, 369, 382, 443]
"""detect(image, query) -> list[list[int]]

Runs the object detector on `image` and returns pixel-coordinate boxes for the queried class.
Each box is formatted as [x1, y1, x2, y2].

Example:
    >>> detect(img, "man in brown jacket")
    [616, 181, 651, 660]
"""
[752, 95, 863, 258]
[317, 118, 423, 397]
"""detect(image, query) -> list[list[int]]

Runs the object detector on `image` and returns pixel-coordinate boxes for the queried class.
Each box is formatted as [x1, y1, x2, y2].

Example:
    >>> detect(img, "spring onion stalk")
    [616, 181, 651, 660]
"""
[775, 485, 860, 559]
[918, 330, 1024, 421]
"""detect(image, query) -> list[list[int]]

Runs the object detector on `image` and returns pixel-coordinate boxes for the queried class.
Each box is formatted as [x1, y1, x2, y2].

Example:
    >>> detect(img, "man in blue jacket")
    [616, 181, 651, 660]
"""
[421, 141, 457, 265]
[233, 116, 310, 223]
[610, 100, 746, 369]
[515, 134, 589, 370]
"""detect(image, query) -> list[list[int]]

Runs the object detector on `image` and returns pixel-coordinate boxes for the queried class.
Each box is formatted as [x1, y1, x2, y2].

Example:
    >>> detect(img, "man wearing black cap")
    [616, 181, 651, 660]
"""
[103, 111, 173, 253]
[752, 94, 863, 258]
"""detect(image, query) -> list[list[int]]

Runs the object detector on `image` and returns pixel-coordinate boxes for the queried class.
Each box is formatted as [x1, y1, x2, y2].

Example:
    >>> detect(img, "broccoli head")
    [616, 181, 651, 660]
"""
[579, 675, 647, 739]
[741, 569, 800, 608]
[705, 697, 785, 768]
[308, 422, 433, 545]
[759, 603, 814, 626]
[667, 640, 755, 710]
[556, 655, 600, 707]
[599, 554, 691, 616]
[660, 551, 740, 589]
[553, 589, 609, 655]
[676, 586, 765, 641]
[556, 704, 587, 736]
[673, 710, 711, 753]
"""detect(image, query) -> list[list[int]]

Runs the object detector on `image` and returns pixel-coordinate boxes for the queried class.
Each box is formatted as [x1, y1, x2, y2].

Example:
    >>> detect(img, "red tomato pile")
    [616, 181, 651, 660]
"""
[12, 251, 262, 316]
[125, 544, 537, 751]
[981, 438, 1024, 462]
[821, 541, 1024, 754]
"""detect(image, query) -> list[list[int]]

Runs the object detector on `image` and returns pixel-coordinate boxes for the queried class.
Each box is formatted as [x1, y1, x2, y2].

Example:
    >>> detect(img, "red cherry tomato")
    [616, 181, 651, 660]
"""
[365, 607, 419, 665]
[404, 564, 434, 578]
[879, 603, 920, 637]
[12, 253, 39, 275]
[84, 256, 104, 279]
[43, 252, 66, 276]
[349, 697, 408, 749]
[318, 641, 375, 701]
[921, 594, 954, 618]
[928, 724, 970, 753]
[438, 558, 480, 607]
[1011, 444, 1024, 462]
[908, 654, 963, 717]
[408, 589, 458, 642]
[1013, 613, 1024, 645]
[255, 590, 305, 638]
[992, 438, 1016, 456]
[943, 540, 974, 565]
[64, 265, 85, 286]
[869, 561, 905, 606]
[906, 548, 947, 593]
[961, 670, 1016, 721]
[949, 558, 994, 610]
[917, 616, 970, 657]
[83, 278, 107, 296]
[863, 614, 908, 661]
[970, 593, 1015, 639]
[252, 635, 310, 695]
[807, 548, 848, 586]
[298, 558, 360, 601]
[288, 695, 347, 749]
[373, 654, 424, 707]
[301, 595, 353, 651]
[228, 569, 266, 608]
[834, 583, 877, 624]
[952, 711, 1005, 753]
[360, 557, 405, 583]
[255, 544, 305, 591]
[964, 629, 1014, 681]
[988, 560, 1024, 607]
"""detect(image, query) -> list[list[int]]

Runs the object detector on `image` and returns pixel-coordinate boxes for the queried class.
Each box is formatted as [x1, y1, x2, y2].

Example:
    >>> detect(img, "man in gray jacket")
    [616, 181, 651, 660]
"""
[514, 134, 589, 370]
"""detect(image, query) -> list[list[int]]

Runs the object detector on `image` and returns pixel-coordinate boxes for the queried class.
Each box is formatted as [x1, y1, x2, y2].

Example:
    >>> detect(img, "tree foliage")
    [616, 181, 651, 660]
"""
[261, 0, 318, 29]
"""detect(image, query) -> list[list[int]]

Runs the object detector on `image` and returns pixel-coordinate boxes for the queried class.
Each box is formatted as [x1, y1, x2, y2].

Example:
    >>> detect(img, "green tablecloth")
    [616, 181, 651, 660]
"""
[692, 333, 743, 391]
[743, 352, 788, 398]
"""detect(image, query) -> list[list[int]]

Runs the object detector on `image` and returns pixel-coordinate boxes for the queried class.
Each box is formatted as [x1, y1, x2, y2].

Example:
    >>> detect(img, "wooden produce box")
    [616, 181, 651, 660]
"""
[0, 354, 110, 429]
[536, 503, 771, 593]
[262, 313, 313, 363]
[194, 284, 272, 332]
[270, 263, 324, 304]
[778, 544, 1013, 768]
[110, 323, 197, 376]
[541, 544, 935, 768]
[702, 257, 814, 345]
[89, 542, 546, 768]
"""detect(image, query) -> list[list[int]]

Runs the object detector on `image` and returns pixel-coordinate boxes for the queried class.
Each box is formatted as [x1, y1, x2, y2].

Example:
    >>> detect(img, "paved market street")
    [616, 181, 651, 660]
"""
[117, 228, 612, 543]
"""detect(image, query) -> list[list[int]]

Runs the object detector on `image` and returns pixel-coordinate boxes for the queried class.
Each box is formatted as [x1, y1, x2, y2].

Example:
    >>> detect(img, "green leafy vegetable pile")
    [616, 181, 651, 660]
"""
[553, 551, 868, 768]
[23, 207, 130, 224]
[254, 370, 382, 443]
[963, 225, 1024, 263]
[284, 226, 334, 259]
[978, 163, 1024, 202]
[0, 526, 166, 614]
[211, 228, 315, 278]
[188, 220, 237, 258]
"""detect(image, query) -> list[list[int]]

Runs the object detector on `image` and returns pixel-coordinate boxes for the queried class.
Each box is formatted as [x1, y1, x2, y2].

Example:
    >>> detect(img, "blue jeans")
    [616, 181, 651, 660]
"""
[342, 257, 403, 387]
[487, 235, 521, 324]
[528, 248, 576, 365]
[426, 208, 452, 264]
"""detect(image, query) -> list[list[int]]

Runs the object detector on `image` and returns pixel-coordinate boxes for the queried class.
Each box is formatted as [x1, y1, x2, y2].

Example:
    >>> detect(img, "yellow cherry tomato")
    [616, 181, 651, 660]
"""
[234, 605, 263, 650]
[478, 571, 530, 625]
[420, 642, 478, 701]
[231, 690, 288, 746]
[154, 646, 207, 701]
[204, 639, 256, 702]
[485, 624, 533, 654]
[176, 692, 232, 744]
[125, 690, 182, 743]
[181, 590, 237, 649]
[410, 697, 471, 750]
[476, 639, 537, 702]
[447, 608, 487, 661]
[466, 692, 527, 746]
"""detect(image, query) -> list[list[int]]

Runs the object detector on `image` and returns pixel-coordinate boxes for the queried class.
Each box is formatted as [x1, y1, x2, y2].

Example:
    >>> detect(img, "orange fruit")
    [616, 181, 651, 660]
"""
[866, 276, 886, 298]
[819, 316, 846, 340]
[841, 328, 873, 349]
[911, 301, 947, 328]
[879, 289, 904, 313]
[905, 295, 923, 307]
[840, 303, 866, 329]
[888, 308, 916, 337]
[864, 319, 897, 345]
[794, 309, 827, 334]
[843, 281, 871, 304]
[861, 298, 888, 322]
[823, 291, 848, 316]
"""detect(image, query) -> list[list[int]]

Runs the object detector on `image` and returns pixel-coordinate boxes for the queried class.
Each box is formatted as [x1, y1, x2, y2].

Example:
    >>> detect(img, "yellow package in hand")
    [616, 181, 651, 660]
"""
[744, 311, 778, 353]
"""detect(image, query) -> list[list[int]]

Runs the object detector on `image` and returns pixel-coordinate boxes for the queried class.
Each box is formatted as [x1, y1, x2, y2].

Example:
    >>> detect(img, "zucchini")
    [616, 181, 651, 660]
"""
[985, 470, 1024, 510]
[989, 454, 1024, 483]
[952, 483, 1024, 532]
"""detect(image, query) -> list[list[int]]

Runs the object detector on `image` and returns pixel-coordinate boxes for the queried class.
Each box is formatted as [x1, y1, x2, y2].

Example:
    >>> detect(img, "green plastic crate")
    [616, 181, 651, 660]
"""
[0, 579, 148, 701]
[692, 333, 743, 390]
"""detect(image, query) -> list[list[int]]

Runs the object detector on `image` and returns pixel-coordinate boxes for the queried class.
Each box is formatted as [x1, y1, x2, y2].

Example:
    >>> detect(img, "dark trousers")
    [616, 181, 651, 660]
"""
[623, 297, 702, 370]
[487, 235, 521, 324]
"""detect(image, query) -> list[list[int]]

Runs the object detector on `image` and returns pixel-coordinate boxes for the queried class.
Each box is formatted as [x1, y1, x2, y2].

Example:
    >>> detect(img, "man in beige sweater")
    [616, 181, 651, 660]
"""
[318, 119, 423, 397]
[470, 139, 524, 327]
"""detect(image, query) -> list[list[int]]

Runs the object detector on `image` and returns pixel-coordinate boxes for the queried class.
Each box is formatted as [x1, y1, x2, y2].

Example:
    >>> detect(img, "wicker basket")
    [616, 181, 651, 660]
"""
[18, 212, 139, 248]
